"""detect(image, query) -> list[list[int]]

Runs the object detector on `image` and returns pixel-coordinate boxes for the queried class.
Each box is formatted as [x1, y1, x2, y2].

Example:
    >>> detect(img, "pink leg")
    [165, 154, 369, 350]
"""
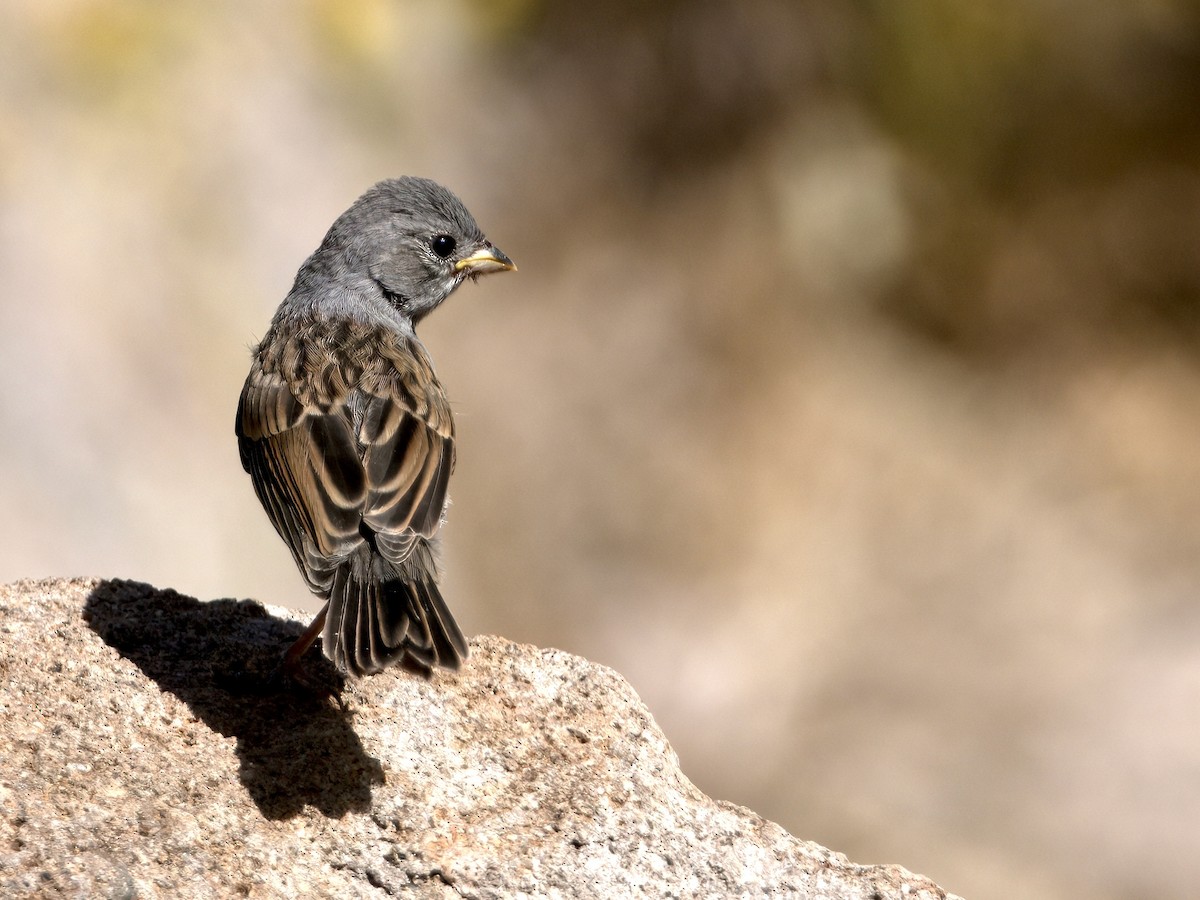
[280, 604, 328, 675]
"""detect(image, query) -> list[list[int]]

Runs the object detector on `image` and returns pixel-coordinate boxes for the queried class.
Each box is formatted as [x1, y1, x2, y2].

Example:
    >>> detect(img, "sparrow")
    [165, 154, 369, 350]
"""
[236, 177, 515, 677]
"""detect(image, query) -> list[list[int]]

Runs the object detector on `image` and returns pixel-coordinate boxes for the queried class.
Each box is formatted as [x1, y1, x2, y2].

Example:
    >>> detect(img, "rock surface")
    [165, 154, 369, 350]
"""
[0, 578, 960, 899]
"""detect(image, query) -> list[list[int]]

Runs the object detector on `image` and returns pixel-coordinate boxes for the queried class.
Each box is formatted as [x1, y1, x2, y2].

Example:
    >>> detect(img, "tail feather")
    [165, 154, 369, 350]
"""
[325, 566, 354, 673]
[415, 581, 469, 665]
[322, 555, 468, 676]
[375, 585, 410, 646]
[355, 580, 374, 672]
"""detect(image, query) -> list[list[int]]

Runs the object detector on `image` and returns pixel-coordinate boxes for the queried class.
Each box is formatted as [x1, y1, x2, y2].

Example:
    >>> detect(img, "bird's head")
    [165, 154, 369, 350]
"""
[322, 176, 515, 322]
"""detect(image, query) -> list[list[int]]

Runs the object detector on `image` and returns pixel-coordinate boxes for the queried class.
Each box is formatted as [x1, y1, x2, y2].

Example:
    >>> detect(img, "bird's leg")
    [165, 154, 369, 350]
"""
[277, 604, 328, 678]
[266, 604, 344, 700]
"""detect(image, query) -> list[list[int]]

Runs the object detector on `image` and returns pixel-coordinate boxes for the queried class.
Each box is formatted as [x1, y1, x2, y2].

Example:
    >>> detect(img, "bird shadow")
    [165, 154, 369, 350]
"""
[82, 578, 384, 821]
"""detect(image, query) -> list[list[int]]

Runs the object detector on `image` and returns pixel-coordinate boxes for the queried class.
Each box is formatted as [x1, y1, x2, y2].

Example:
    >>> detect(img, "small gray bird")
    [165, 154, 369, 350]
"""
[236, 177, 514, 677]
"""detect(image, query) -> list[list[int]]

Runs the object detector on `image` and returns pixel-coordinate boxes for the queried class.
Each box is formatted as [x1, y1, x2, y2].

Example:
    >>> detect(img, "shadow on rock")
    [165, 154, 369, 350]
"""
[83, 578, 384, 820]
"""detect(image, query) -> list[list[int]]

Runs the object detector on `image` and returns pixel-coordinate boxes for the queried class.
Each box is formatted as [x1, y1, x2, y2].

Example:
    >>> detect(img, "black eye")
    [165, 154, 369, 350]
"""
[431, 234, 457, 258]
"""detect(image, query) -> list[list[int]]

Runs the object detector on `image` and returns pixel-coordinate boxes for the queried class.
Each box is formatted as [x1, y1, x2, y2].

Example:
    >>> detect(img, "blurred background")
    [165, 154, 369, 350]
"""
[2, 1, 1198, 896]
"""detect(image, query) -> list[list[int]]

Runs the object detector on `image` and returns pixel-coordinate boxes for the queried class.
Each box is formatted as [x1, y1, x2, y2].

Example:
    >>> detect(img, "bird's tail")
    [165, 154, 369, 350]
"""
[322, 553, 468, 677]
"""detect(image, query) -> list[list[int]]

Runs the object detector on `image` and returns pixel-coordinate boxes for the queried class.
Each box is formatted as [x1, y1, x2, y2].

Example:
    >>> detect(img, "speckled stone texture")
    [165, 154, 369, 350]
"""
[0, 578, 960, 899]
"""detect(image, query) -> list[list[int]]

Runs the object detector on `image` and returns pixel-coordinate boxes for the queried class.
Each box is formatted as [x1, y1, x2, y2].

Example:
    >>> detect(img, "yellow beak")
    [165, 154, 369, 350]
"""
[455, 244, 517, 275]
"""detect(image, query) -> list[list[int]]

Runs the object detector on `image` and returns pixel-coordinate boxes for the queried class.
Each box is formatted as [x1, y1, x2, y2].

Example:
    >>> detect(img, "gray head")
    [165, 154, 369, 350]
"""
[305, 176, 514, 323]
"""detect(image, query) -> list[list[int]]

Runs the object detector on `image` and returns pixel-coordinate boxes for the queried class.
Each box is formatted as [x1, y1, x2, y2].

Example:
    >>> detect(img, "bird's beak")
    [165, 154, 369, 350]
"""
[455, 244, 516, 275]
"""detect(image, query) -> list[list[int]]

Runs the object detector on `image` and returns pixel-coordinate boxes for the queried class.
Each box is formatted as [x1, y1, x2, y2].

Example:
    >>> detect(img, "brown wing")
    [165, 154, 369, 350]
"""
[236, 318, 455, 596]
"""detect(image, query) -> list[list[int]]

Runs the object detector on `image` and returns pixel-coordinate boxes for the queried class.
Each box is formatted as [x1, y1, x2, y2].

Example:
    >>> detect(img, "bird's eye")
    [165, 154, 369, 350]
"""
[431, 234, 457, 258]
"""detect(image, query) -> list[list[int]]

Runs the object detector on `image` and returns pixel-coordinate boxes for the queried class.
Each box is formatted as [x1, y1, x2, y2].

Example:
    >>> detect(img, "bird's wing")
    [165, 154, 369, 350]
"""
[236, 318, 455, 594]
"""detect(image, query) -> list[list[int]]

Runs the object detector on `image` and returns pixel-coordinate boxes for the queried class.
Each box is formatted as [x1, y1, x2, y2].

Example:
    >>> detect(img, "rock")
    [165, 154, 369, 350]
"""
[0, 578, 960, 899]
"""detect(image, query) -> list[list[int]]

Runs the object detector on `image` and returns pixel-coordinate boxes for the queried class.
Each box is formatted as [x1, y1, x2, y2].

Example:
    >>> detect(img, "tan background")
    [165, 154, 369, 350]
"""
[2, 2, 1198, 897]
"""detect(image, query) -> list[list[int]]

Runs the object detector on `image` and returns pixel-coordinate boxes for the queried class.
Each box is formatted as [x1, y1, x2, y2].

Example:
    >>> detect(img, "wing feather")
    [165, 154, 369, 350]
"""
[236, 318, 456, 593]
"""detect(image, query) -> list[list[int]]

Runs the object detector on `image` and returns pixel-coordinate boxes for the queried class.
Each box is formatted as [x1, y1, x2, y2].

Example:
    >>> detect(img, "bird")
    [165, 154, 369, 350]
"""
[235, 177, 515, 678]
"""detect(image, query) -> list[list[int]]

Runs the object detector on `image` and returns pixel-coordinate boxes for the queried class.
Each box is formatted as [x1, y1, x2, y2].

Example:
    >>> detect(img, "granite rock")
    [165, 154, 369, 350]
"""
[0, 578, 960, 899]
